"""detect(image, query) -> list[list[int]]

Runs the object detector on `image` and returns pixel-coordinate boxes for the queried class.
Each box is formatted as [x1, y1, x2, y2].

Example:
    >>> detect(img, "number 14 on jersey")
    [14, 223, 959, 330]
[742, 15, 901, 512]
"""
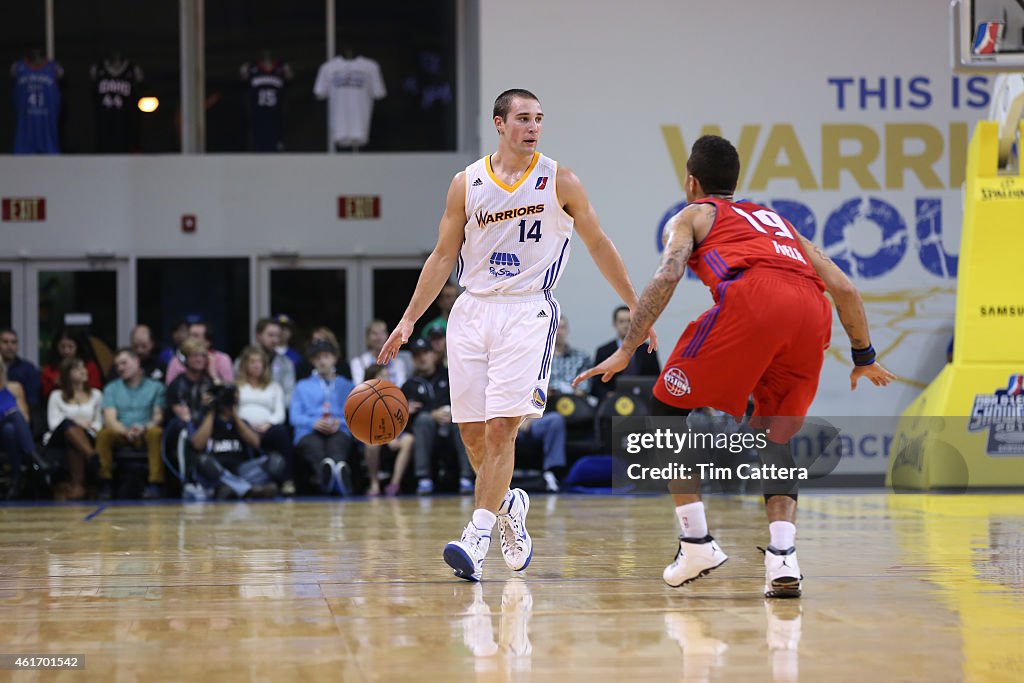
[519, 219, 542, 242]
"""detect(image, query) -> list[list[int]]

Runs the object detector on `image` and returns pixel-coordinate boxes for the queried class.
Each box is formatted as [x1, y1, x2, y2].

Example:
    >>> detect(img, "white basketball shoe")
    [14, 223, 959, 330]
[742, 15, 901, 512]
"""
[663, 535, 728, 587]
[444, 520, 492, 582]
[762, 545, 802, 598]
[496, 489, 533, 571]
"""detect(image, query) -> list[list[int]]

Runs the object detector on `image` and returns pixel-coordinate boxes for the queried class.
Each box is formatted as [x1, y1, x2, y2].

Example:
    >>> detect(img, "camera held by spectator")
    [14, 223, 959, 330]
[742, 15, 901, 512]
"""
[210, 384, 238, 413]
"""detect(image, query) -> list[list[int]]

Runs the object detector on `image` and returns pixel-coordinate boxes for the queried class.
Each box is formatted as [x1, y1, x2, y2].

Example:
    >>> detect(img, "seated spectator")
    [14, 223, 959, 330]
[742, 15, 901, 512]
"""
[45, 358, 102, 500]
[189, 385, 279, 499]
[591, 306, 660, 403]
[165, 320, 234, 385]
[108, 324, 166, 383]
[361, 363, 414, 496]
[295, 326, 352, 379]
[166, 340, 216, 424]
[402, 338, 473, 495]
[158, 319, 190, 368]
[0, 357, 35, 500]
[236, 318, 295, 405]
[274, 314, 303, 367]
[0, 327, 41, 411]
[548, 315, 592, 397]
[164, 339, 216, 470]
[350, 319, 410, 387]
[290, 340, 356, 495]
[96, 348, 166, 499]
[420, 281, 458, 339]
[41, 327, 102, 399]
[236, 345, 295, 496]
[517, 413, 568, 492]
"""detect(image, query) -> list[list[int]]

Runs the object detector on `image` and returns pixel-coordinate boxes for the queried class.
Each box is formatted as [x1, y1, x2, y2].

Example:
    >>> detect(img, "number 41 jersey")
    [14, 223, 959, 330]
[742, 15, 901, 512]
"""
[13, 59, 61, 154]
[459, 152, 574, 296]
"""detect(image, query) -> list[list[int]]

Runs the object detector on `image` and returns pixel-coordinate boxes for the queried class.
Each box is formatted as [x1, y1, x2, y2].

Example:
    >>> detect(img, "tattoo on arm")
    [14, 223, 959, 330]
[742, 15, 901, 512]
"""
[808, 241, 836, 266]
[621, 235, 694, 351]
[834, 301, 869, 348]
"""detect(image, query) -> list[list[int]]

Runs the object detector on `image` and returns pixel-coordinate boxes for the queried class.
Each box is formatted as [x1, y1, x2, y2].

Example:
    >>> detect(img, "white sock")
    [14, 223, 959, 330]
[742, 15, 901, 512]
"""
[497, 490, 515, 516]
[472, 508, 497, 531]
[675, 501, 708, 539]
[769, 521, 796, 550]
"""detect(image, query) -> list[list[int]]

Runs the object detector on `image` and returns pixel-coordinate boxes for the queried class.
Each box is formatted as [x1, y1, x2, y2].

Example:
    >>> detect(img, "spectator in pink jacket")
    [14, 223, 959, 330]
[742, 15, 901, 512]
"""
[164, 320, 234, 385]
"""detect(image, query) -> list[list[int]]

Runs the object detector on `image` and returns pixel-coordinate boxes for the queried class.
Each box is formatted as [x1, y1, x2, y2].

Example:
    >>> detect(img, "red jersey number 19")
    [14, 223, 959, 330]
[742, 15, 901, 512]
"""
[731, 206, 795, 240]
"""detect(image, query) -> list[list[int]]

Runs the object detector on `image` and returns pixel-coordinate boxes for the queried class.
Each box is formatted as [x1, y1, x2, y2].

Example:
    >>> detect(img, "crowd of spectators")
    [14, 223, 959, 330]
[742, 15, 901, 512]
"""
[0, 289, 668, 502]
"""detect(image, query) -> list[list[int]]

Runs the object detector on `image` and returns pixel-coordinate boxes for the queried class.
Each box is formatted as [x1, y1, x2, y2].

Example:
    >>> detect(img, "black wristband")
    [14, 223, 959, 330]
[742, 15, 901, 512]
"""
[851, 344, 876, 366]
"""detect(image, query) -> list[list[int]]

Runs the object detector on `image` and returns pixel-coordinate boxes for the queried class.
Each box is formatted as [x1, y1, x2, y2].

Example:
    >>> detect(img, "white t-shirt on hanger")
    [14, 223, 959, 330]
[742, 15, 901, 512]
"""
[313, 55, 387, 147]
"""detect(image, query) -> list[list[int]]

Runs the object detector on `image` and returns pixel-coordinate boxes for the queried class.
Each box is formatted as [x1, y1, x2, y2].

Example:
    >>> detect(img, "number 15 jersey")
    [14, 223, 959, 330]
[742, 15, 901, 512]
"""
[459, 152, 574, 296]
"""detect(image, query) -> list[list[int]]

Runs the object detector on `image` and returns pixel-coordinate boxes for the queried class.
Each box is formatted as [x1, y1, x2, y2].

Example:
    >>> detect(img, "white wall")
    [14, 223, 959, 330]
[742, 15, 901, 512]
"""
[0, 153, 472, 257]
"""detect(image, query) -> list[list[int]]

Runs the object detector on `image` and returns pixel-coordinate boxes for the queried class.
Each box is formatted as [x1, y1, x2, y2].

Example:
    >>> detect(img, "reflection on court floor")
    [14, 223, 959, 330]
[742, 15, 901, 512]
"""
[1, 493, 1021, 681]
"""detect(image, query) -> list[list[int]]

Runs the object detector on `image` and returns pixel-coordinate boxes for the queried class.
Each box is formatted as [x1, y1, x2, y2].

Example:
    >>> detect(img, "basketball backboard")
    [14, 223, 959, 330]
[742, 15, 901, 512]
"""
[953, 0, 1024, 72]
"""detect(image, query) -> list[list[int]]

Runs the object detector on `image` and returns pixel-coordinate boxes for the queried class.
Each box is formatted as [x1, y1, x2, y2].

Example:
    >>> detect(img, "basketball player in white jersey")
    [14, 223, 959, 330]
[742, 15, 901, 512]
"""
[379, 88, 655, 581]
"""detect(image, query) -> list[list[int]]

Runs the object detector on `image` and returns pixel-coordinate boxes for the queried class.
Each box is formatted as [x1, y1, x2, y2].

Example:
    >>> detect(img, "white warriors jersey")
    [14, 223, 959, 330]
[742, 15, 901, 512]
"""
[458, 152, 574, 296]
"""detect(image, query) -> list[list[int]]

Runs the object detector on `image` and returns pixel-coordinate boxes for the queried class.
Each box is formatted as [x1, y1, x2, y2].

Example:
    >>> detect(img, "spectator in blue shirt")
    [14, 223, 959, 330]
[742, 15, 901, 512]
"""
[0, 327, 42, 410]
[290, 340, 356, 495]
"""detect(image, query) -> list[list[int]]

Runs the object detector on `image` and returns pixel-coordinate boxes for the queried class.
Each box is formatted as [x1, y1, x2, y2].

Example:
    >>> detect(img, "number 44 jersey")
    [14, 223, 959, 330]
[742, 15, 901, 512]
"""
[91, 59, 144, 153]
[459, 152, 575, 296]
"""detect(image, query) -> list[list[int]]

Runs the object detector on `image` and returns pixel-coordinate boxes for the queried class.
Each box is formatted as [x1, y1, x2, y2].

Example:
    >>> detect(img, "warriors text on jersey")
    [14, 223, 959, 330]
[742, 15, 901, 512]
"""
[458, 153, 574, 296]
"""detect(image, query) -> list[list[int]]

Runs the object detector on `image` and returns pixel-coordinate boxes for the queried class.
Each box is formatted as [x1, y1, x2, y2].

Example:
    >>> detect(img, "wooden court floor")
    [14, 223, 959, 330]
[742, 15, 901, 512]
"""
[1, 492, 1023, 682]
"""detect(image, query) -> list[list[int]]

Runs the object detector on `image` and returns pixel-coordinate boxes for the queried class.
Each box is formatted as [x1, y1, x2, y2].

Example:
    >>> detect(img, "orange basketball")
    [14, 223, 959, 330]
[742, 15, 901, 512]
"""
[344, 378, 410, 446]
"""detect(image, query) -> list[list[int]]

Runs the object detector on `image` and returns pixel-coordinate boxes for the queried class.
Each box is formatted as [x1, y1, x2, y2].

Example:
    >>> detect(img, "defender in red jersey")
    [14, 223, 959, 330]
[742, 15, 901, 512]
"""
[574, 135, 895, 598]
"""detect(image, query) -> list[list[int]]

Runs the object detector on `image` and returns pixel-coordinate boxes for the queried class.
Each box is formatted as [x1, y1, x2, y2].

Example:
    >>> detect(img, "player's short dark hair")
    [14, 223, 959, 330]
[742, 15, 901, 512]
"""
[613, 305, 630, 321]
[493, 89, 540, 120]
[687, 135, 740, 195]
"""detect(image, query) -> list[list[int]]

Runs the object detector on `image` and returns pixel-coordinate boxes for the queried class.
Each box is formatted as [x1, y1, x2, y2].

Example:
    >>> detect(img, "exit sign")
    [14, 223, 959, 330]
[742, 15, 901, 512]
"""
[338, 195, 380, 219]
[2, 197, 46, 221]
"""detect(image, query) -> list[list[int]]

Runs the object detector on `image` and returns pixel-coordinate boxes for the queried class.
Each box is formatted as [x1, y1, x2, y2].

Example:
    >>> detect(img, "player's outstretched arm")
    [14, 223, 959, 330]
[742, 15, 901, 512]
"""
[572, 207, 697, 387]
[378, 172, 467, 365]
[559, 165, 657, 352]
[795, 233, 897, 390]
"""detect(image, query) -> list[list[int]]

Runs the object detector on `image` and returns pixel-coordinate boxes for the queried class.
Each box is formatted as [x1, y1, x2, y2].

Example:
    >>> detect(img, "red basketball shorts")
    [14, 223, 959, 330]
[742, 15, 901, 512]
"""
[652, 274, 832, 441]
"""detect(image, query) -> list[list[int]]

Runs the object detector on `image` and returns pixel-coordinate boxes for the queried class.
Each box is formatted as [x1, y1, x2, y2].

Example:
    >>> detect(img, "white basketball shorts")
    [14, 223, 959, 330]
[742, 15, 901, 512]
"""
[447, 291, 560, 423]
